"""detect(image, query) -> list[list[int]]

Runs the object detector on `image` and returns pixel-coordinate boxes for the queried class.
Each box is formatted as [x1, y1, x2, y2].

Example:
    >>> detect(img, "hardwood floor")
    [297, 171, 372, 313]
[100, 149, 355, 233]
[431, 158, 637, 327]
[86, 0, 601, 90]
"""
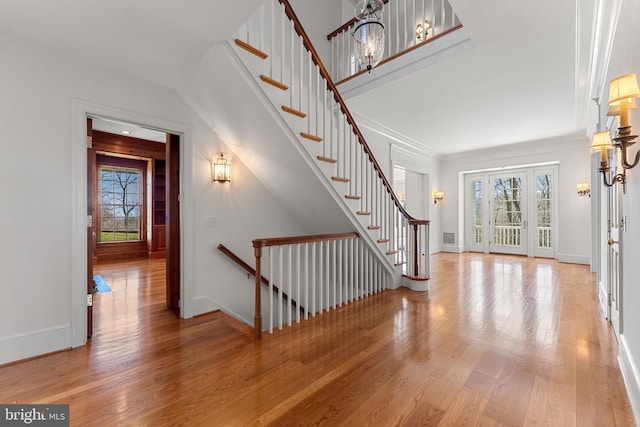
[0, 254, 636, 426]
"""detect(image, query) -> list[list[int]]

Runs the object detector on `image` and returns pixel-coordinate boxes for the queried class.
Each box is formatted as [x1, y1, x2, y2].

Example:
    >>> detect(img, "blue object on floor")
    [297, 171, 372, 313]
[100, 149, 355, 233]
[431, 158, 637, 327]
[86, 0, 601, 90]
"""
[93, 275, 112, 294]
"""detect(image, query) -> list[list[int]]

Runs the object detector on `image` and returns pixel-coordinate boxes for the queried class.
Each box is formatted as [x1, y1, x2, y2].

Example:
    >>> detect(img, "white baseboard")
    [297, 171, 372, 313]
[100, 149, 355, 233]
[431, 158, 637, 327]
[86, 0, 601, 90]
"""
[190, 296, 222, 318]
[557, 253, 590, 265]
[0, 324, 72, 365]
[439, 245, 464, 253]
[619, 335, 640, 426]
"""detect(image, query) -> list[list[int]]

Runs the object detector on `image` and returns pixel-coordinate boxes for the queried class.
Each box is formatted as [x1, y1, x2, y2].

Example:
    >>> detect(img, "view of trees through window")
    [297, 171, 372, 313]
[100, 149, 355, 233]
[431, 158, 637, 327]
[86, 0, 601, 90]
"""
[99, 167, 142, 242]
[536, 173, 552, 248]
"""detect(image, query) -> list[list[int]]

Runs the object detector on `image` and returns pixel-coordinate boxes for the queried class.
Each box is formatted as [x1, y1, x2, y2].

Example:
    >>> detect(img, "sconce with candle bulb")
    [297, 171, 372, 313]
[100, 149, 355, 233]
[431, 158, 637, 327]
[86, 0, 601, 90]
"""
[433, 191, 444, 204]
[576, 183, 590, 197]
[608, 73, 640, 169]
[591, 131, 625, 191]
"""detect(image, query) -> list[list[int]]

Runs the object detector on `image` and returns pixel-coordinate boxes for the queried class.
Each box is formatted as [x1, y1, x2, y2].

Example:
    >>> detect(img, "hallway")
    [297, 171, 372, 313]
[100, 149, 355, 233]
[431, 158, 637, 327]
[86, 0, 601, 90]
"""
[0, 254, 635, 425]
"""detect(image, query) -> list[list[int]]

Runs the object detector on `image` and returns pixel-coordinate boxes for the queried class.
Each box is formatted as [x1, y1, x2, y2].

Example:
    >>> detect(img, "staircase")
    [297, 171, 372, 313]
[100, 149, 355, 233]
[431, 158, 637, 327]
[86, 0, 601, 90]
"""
[227, 0, 429, 282]
[183, 0, 430, 333]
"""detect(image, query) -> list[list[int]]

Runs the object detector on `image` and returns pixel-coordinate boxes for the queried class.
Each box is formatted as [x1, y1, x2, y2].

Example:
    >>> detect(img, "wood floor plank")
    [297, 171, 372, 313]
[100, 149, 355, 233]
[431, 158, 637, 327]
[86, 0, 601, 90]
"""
[0, 254, 636, 426]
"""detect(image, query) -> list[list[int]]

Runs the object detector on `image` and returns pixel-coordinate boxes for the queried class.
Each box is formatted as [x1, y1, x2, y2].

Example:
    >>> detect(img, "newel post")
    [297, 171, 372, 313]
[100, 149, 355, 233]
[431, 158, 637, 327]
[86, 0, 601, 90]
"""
[254, 244, 263, 339]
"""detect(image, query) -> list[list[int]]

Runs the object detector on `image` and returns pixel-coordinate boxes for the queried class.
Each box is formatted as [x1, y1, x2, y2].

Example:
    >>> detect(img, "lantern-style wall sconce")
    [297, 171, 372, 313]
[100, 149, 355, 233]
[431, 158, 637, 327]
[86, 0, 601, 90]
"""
[433, 191, 444, 204]
[416, 20, 431, 41]
[212, 153, 231, 183]
[576, 183, 590, 197]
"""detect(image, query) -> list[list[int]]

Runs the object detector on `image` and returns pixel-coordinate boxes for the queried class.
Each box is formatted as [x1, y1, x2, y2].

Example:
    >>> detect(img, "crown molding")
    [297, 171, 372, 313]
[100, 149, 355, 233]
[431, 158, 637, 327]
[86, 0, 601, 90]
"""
[352, 111, 439, 160]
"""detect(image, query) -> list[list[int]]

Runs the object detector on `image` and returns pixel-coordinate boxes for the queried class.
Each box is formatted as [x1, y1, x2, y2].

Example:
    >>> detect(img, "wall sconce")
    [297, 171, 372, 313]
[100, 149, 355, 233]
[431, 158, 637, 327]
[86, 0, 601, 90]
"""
[591, 131, 625, 190]
[577, 183, 590, 197]
[433, 191, 444, 204]
[212, 153, 231, 183]
[608, 73, 640, 169]
[416, 20, 431, 41]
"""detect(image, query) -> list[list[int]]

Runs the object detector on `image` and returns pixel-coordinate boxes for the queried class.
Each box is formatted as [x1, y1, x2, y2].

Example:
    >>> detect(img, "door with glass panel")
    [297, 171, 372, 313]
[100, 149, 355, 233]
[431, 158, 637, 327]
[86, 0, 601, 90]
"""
[467, 175, 485, 252]
[490, 173, 527, 255]
[534, 169, 554, 258]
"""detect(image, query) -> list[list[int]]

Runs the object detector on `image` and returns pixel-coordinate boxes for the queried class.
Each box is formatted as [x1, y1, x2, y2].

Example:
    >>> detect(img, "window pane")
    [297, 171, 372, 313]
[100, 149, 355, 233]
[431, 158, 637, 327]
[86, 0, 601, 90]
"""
[98, 166, 142, 242]
[536, 174, 552, 248]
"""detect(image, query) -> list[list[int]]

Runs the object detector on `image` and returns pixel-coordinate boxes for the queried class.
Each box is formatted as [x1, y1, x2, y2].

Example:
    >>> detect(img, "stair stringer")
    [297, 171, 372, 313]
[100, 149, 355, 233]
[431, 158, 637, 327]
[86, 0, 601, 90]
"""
[181, 42, 401, 285]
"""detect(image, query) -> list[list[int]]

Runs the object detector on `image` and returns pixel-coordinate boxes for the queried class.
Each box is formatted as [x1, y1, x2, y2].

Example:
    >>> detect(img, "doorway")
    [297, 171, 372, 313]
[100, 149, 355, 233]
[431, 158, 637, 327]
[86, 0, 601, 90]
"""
[465, 165, 558, 258]
[86, 117, 181, 338]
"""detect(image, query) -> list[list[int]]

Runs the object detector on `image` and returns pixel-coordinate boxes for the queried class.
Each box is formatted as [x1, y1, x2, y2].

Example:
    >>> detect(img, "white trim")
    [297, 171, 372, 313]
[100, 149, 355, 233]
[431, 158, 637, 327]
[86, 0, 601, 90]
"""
[353, 112, 439, 159]
[440, 245, 463, 253]
[71, 99, 195, 349]
[0, 324, 72, 365]
[619, 334, 640, 426]
[557, 253, 590, 265]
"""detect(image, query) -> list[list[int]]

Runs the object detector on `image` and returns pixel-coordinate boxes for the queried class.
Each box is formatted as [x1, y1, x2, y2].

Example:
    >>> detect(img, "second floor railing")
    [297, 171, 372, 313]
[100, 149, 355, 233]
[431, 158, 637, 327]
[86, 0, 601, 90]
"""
[328, 0, 461, 83]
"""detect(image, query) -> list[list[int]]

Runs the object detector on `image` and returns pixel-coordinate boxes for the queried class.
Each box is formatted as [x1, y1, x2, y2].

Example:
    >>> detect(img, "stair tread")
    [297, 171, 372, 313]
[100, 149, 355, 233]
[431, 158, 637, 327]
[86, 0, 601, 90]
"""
[367, 226, 381, 230]
[357, 211, 371, 215]
[386, 250, 397, 255]
[345, 195, 362, 200]
[235, 39, 268, 60]
[377, 239, 389, 243]
[332, 177, 349, 183]
[261, 75, 288, 91]
[282, 105, 307, 118]
[318, 156, 337, 164]
[300, 132, 322, 142]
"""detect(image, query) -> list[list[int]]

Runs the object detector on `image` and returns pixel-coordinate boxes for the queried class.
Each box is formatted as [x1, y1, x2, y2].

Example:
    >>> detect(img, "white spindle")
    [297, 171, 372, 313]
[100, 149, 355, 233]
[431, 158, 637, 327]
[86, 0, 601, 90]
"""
[431, 0, 436, 36]
[441, 0, 445, 35]
[269, 247, 273, 334]
[278, 246, 283, 330]
[287, 245, 292, 327]
[296, 244, 300, 324]
[311, 242, 316, 316]
[332, 240, 337, 309]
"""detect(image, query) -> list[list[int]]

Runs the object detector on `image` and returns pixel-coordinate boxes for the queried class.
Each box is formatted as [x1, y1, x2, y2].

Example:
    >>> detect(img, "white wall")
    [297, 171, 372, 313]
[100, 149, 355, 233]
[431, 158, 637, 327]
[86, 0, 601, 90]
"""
[0, 32, 311, 364]
[603, 0, 640, 418]
[440, 135, 591, 263]
[289, 0, 343, 67]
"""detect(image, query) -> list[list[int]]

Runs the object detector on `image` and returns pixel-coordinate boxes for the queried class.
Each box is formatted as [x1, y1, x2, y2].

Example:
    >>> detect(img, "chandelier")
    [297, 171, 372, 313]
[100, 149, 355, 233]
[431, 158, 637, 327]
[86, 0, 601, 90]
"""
[352, 0, 385, 72]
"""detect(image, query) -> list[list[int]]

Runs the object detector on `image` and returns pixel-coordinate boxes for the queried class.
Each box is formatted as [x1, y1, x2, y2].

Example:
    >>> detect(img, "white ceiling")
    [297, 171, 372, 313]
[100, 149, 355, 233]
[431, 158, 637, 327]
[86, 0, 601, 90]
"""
[0, 0, 590, 155]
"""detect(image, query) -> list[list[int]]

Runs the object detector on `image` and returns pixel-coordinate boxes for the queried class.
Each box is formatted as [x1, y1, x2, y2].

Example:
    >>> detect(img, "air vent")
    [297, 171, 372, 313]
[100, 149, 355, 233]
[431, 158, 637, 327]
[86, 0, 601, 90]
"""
[443, 232, 455, 244]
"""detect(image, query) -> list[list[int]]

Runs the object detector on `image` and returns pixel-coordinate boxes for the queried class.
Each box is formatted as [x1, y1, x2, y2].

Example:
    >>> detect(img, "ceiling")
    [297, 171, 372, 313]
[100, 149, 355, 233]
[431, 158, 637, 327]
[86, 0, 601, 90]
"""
[0, 0, 590, 156]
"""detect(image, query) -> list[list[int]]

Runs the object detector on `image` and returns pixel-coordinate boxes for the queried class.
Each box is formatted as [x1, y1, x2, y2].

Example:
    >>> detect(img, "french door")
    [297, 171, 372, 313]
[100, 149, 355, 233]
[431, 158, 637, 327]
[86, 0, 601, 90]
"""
[490, 173, 527, 255]
[467, 166, 556, 258]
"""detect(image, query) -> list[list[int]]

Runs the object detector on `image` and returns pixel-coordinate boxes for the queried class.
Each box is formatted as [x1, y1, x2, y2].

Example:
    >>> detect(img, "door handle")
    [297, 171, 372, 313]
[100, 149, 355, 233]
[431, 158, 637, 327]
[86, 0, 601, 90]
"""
[608, 238, 618, 246]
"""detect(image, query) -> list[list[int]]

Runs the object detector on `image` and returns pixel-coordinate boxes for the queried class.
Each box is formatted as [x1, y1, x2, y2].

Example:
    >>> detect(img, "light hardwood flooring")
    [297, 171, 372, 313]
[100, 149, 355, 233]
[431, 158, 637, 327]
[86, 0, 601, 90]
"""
[0, 254, 636, 426]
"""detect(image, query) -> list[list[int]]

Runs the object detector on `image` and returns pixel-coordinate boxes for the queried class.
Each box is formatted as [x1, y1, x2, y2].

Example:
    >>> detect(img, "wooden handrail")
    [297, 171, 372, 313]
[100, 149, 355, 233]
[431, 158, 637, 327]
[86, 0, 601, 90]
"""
[217, 244, 305, 315]
[252, 232, 359, 249]
[327, 0, 390, 40]
[278, 0, 421, 225]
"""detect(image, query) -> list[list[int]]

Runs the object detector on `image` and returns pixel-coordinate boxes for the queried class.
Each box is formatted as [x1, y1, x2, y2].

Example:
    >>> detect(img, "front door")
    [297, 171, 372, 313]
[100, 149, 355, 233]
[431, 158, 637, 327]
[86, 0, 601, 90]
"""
[490, 173, 527, 255]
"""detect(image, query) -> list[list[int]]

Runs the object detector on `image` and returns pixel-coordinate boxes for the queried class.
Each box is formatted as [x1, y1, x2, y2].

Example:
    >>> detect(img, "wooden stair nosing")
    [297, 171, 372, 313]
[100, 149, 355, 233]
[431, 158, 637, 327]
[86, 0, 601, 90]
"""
[260, 75, 288, 91]
[367, 226, 381, 230]
[345, 195, 362, 200]
[235, 39, 268, 60]
[317, 156, 338, 164]
[300, 132, 323, 142]
[282, 105, 307, 118]
[332, 177, 349, 183]
[377, 239, 390, 243]
[386, 250, 397, 255]
[357, 211, 371, 216]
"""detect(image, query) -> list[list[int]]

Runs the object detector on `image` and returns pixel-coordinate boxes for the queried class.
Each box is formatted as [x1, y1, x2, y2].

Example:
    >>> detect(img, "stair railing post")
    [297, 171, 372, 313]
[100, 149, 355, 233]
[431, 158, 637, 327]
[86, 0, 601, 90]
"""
[254, 244, 263, 339]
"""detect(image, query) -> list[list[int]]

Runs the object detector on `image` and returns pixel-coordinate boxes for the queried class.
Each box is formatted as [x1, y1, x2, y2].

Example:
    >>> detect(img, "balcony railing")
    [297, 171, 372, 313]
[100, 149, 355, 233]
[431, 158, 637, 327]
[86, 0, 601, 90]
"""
[473, 225, 552, 249]
[328, 0, 460, 83]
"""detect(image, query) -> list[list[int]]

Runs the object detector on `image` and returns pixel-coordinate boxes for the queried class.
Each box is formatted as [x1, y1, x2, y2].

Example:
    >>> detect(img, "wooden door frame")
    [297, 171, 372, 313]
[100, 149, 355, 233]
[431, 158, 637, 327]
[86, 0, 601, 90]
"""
[71, 100, 194, 347]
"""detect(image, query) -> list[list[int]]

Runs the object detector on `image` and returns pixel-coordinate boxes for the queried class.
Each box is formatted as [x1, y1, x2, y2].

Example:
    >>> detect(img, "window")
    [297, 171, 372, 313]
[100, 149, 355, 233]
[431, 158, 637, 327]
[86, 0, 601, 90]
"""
[99, 166, 142, 242]
[536, 173, 552, 249]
